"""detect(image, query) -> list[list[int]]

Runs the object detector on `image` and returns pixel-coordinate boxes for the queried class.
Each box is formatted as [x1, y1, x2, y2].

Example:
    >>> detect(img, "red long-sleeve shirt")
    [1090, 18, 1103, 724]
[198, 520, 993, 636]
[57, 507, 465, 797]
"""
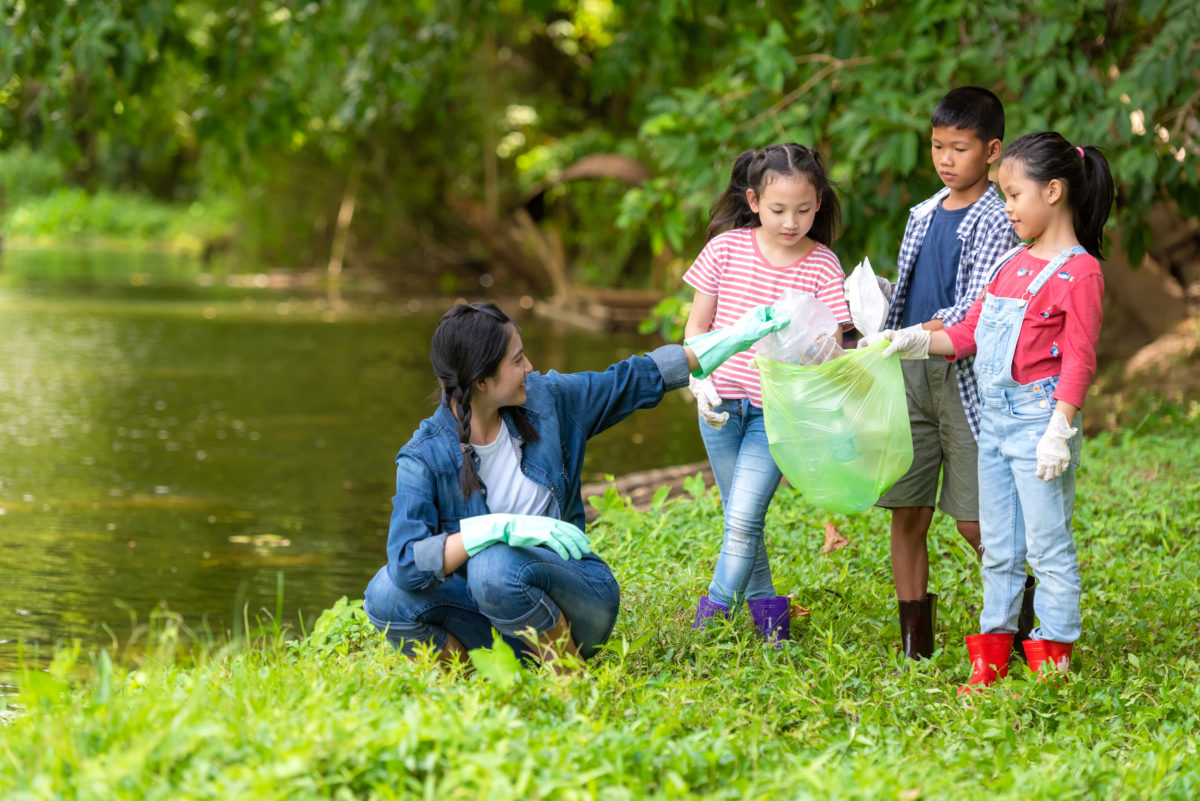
[944, 248, 1103, 408]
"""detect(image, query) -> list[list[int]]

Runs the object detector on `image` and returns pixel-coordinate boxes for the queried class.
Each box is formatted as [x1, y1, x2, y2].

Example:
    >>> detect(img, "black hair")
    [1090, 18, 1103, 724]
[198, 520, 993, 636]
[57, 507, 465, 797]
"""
[931, 86, 1005, 144]
[1001, 131, 1116, 259]
[429, 301, 539, 499]
[706, 143, 841, 246]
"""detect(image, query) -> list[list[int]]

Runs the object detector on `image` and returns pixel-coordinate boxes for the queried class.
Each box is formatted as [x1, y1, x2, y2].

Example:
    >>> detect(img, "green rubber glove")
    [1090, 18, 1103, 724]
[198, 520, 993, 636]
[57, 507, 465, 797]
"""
[459, 514, 591, 561]
[685, 305, 791, 378]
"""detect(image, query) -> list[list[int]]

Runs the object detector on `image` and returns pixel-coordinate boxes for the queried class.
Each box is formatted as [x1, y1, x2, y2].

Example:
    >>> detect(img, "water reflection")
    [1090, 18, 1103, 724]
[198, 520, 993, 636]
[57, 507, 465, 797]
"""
[0, 251, 706, 669]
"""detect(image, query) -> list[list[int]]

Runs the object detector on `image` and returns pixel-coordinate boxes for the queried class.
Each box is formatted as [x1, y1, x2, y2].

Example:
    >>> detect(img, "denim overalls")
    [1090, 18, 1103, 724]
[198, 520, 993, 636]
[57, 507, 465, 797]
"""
[973, 246, 1085, 643]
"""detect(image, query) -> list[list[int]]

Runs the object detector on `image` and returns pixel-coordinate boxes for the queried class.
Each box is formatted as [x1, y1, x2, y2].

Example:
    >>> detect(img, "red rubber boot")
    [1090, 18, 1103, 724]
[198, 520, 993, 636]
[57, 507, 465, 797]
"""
[1022, 639, 1073, 680]
[958, 633, 1015, 695]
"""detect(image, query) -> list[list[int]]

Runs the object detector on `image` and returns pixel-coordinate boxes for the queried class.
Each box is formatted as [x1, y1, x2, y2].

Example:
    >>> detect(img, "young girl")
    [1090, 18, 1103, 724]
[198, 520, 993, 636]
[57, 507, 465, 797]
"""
[683, 143, 851, 645]
[866, 132, 1115, 689]
[363, 301, 783, 669]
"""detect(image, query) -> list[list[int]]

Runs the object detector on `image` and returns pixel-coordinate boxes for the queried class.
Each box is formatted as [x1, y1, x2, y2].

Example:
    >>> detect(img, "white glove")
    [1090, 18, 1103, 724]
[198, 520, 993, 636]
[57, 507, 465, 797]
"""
[857, 331, 889, 349]
[861, 325, 930, 359]
[1035, 410, 1077, 481]
[688, 375, 728, 430]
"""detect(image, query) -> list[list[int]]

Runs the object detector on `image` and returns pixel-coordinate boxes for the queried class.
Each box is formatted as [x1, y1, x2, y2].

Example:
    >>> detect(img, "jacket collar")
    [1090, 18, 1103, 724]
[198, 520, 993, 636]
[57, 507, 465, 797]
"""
[910, 183, 1003, 240]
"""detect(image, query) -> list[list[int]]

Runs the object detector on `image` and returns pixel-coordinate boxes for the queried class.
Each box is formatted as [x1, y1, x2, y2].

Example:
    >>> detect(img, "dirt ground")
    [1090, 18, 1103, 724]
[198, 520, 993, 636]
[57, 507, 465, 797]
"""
[1089, 308, 1200, 433]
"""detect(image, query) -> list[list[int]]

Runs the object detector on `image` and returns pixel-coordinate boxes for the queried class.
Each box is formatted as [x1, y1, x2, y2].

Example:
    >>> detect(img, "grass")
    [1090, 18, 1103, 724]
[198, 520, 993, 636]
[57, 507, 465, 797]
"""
[3, 188, 233, 255]
[2, 398, 1199, 799]
[1, 147, 233, 254]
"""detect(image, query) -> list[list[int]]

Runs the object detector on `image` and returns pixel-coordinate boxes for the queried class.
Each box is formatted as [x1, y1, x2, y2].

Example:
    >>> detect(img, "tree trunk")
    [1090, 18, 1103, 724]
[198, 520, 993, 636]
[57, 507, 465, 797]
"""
[327, 162, 362, 279]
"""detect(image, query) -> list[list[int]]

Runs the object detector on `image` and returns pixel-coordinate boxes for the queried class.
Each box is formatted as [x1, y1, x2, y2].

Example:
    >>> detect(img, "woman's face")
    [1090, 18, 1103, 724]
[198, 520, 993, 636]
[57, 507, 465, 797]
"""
[479, 324, 532, 407]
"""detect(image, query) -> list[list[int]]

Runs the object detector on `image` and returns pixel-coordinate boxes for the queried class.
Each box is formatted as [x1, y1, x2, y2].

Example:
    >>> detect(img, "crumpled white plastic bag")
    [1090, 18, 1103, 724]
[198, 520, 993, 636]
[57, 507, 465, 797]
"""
[844, 257, 891, 336]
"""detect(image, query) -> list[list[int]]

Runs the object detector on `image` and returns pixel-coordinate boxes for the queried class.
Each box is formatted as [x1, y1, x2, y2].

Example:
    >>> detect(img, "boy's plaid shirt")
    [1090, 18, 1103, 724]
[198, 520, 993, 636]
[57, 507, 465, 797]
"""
[885, 184, 1018, 440]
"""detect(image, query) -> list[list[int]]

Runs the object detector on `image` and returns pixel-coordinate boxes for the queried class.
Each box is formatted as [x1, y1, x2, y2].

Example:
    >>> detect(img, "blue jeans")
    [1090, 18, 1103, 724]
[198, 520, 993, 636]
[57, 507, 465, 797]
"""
[977, 377, 1083, 643]
[698, 400, 783, 609]
[363, 546, 620, 660]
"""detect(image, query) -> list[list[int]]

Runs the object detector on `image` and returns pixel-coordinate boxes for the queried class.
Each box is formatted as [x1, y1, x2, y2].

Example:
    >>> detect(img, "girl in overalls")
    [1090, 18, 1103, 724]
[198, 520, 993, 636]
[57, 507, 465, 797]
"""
[865, 132, 1115, 690]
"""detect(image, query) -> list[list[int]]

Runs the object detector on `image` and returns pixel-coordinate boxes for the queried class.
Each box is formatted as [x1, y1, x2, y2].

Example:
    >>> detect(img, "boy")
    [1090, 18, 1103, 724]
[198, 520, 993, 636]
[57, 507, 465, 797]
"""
[878, 87, 1019, 660]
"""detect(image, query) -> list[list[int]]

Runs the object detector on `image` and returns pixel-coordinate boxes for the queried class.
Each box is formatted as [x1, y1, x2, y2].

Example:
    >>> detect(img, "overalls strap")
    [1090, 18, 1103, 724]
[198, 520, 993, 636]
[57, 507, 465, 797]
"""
[1026, 246, 1087, 296]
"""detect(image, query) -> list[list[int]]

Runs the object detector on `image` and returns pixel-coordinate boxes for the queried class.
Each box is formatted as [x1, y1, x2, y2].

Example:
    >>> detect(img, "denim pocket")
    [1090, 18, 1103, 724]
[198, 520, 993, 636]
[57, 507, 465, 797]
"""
[1008, 393, 1054, 422]
[975, 325, 1013, 375]
[1008, 376, 1059, 421]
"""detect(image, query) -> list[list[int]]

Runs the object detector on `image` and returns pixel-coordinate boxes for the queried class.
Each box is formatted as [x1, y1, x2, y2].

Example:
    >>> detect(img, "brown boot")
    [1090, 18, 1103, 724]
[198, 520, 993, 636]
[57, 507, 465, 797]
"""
[898, 593, 937, 660]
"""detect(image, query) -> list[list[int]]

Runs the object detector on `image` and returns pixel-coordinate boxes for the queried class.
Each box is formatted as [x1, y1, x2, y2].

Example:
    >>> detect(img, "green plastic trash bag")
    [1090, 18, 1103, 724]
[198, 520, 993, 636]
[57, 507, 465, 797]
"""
[755, 342, 913, 514]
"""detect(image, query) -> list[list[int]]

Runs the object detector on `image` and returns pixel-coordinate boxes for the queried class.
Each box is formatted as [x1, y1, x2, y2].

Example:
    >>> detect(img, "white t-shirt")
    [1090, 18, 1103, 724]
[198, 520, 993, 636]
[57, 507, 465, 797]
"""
[475, 426, 552, 516]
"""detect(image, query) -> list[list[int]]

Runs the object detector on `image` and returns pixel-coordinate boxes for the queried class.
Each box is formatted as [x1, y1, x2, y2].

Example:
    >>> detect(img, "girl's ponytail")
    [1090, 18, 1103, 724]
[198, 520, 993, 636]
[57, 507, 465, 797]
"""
[1075, 145, 1115, 259]
[707, 149, 759, 241]
[1002, 132, 1115, 259]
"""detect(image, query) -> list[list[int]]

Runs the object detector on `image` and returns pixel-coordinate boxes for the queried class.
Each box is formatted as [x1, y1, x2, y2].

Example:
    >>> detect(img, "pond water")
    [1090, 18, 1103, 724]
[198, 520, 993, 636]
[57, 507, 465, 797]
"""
[0, 250, 706, 670]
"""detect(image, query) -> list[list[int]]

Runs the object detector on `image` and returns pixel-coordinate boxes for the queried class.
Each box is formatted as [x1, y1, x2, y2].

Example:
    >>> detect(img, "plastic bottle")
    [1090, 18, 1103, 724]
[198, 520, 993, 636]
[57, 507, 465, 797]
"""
[796, 333, 846, 366]
[827, 408, 859, 463]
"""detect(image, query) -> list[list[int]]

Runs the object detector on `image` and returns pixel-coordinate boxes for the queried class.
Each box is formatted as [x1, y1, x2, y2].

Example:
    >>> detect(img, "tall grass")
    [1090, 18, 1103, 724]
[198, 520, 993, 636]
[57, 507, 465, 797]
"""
[2, 400, 1198, 799]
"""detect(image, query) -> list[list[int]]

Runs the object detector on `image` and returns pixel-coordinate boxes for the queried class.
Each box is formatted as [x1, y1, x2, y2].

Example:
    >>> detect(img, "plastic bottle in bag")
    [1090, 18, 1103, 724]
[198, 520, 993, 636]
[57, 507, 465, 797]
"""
[827, 408, 859, 463]
[796, 333, 846, 366]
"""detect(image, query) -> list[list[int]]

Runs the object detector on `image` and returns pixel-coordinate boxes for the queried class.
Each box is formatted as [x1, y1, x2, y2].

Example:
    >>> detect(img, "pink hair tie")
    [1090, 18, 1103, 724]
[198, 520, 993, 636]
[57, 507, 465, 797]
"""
[1075, 146, 1085, 158]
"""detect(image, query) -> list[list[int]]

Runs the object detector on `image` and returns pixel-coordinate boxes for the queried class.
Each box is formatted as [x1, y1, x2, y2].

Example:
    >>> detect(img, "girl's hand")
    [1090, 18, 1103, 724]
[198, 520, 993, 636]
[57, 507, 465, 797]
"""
[1035, 410, 1077, 481]
[689, 376, 729, 429]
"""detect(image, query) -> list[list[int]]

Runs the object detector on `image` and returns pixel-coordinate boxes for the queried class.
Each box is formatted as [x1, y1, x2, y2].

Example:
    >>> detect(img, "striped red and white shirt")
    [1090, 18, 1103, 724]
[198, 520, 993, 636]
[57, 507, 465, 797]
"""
[683, 227, 850, 407]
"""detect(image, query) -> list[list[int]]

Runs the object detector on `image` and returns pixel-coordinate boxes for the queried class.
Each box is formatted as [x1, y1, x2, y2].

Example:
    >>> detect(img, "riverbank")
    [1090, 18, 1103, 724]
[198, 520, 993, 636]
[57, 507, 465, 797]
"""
[3, 411, 1198, 798]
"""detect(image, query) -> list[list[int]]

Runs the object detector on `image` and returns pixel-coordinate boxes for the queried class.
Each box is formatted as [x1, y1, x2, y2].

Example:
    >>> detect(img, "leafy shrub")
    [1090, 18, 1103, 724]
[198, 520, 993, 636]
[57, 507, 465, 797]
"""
[0, 145, 64, 206]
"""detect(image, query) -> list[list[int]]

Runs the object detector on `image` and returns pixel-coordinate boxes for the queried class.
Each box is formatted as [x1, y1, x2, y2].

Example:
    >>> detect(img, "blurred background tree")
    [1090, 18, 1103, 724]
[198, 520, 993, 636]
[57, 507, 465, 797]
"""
[2, 0, 1197, 339]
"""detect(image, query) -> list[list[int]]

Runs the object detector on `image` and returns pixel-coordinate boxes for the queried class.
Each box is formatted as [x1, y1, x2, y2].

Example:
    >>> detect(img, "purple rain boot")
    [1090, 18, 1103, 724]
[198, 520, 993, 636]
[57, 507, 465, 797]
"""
[747, 596, 791, 648]
[692, 596, 731, 631]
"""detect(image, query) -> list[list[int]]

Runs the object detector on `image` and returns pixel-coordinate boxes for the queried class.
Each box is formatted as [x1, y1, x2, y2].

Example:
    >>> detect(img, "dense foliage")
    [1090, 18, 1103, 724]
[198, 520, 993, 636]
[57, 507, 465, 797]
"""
[3, 401, 1198, 799]
[2, 1, 1197, 286]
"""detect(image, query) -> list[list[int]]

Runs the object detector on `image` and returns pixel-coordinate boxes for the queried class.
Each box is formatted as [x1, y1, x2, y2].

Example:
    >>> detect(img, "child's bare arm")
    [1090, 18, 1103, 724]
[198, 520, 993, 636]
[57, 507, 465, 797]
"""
[685, 291, 718, 339]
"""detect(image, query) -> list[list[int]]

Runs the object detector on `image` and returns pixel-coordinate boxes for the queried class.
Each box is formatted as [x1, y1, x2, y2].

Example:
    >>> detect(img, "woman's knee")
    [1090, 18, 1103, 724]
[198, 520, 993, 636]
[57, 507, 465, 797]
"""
[363, 567, 447, 654]
[465, 544, 530, 607]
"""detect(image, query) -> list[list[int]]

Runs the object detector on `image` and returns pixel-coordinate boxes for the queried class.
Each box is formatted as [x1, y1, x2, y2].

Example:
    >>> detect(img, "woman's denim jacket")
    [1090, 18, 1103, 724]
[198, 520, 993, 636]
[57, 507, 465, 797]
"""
[384, 345, 691, 591]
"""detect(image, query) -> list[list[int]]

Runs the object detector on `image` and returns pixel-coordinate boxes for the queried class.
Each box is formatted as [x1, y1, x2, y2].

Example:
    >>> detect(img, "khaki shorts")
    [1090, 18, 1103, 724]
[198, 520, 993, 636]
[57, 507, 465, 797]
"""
[877, 358, 979, 521]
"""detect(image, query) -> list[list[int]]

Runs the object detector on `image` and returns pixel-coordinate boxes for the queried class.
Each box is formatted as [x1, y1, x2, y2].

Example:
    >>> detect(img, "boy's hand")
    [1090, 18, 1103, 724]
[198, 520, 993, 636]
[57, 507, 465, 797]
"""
[1035, 411, 1077, 481]
[861, 325, 930, 359]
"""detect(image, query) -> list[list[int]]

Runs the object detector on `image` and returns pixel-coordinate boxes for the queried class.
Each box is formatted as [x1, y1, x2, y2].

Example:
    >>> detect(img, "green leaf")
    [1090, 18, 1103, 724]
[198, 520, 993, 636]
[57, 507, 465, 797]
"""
[468, 630, 522, 688]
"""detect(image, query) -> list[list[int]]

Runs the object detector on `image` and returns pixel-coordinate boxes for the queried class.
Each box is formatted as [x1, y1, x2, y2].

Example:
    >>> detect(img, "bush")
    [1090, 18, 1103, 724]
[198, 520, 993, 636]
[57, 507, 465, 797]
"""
[0, 145, 64, 206]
